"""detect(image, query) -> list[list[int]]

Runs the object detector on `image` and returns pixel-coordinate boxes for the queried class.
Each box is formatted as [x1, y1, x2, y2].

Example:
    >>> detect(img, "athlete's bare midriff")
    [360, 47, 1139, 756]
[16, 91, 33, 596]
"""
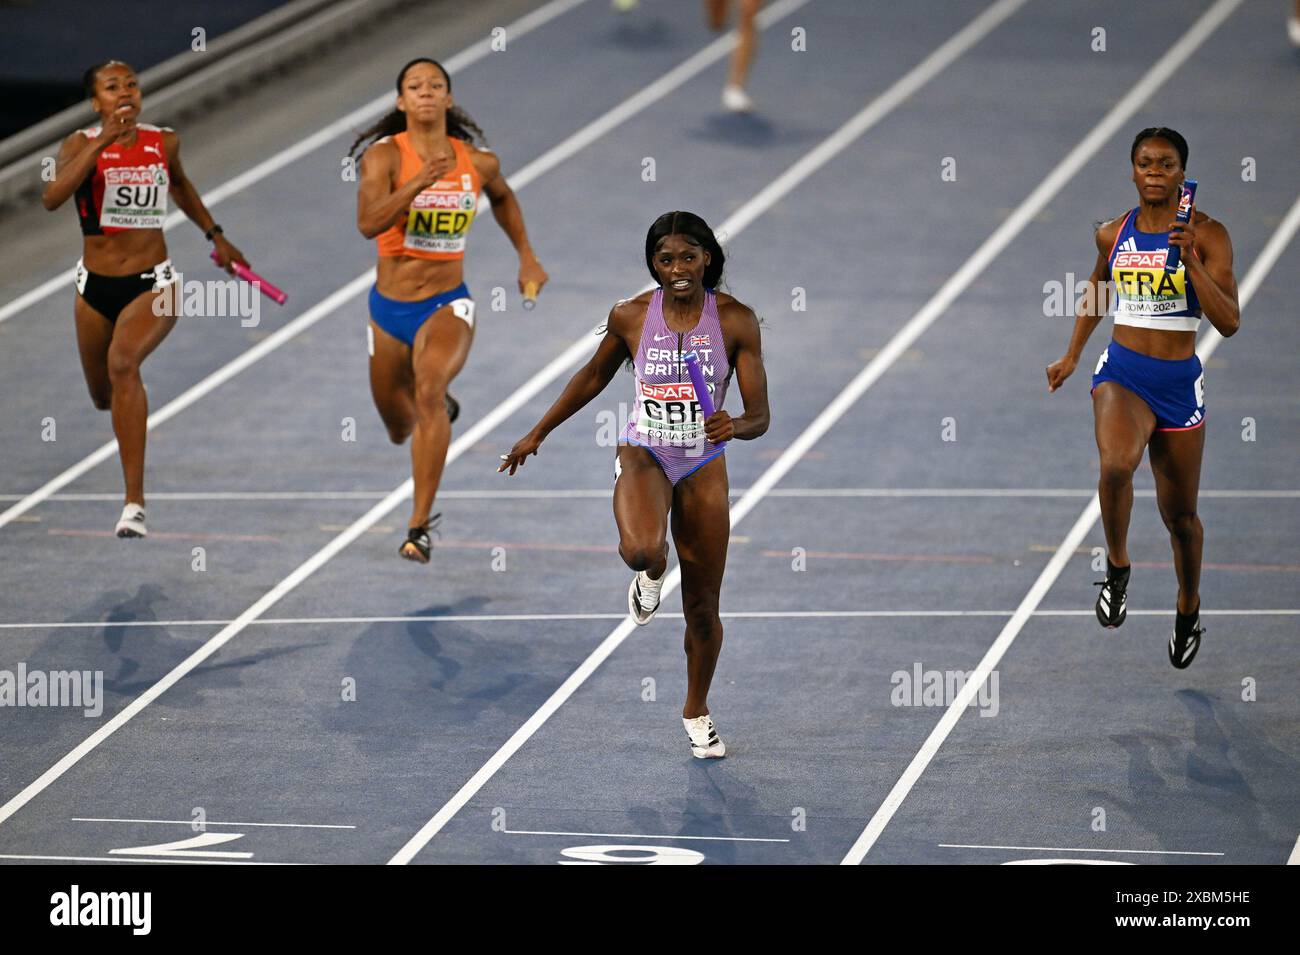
[1112, 323, 1197, 361]
[375, 254, 466, 301]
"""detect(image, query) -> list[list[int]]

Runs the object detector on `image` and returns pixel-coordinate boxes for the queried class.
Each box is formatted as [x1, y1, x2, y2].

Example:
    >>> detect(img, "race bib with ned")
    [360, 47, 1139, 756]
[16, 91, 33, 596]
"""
[404, 185, 477, 254]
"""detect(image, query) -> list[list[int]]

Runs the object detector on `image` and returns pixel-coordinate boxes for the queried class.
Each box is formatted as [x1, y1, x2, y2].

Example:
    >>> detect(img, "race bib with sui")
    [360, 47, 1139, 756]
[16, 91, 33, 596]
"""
[100, 165, 169, 229]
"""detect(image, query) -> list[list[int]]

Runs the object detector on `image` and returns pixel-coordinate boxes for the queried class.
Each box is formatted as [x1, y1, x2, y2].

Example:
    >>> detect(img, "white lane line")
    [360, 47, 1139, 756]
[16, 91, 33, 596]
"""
[1288, 834, 1299, 865]
[0, 0, 811, 534]
[0, 0, 594, 326]
[939, 843, 1223, 857]
[0, 852, 300, 866]
[0, 0, 834, 830]
[386, 0, 1035, 866]
[504, 829, 789, 843]
[4, 608, 1298, 631]
[6, 487, 1298, 502]
[72, 816, 354, 829]
[840, 77, 1298, 875]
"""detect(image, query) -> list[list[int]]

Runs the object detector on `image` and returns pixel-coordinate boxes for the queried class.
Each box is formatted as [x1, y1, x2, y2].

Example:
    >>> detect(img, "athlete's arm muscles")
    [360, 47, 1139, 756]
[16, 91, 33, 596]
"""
[41, 132, 99, 211]
[1184, 213, 1239, 337]
[722, 302, 769, 441]
[477, 150, 547, 294]
[164, 130, 248, 268]
[356, 141, 422, 239]
[1047, 218, 1118, 392]
[498, 300, 637, 474]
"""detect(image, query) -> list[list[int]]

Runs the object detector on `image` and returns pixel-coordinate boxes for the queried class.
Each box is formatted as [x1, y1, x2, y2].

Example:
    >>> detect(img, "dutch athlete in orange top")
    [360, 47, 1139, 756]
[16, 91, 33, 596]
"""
[41, 60, 249, 539]
[352, 58, 548, 563]
[1046, 128, 1240, 669]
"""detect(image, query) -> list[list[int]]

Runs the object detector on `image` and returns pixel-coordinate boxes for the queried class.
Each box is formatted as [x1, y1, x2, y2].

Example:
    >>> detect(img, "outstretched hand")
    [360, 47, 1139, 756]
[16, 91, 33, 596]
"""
[498, 431, 543, 475]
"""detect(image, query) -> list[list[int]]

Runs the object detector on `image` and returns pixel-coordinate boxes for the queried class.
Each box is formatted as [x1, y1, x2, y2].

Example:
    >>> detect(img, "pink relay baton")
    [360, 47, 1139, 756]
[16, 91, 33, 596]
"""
[211, 250, 288, 305]
[684, 351, 726, 450]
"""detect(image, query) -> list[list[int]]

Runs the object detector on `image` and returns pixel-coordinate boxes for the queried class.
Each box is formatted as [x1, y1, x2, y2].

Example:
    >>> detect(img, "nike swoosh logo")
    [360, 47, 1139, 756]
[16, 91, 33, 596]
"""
[653, 333, 673, 342]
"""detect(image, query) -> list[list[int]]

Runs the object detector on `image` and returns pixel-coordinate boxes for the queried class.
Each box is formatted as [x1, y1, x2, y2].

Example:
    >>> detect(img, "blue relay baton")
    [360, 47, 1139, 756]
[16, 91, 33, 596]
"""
[684, 351, 726, 451]
[1165, 178, 1197, 272]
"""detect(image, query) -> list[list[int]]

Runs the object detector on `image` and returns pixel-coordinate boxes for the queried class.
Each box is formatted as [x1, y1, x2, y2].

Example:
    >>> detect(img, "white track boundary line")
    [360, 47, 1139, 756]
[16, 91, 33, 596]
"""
[0, 853, 300, 866]
[0, 0, 811, 534]
[4, 608, 1298, 630]
[840, 67, 1298, 874]
[503, 829, 789, 843]
[0, 0, 857, 831]
[0, 0, 594, 325]
[6, 487, 1298, 502]
[71, 816, 354, 829]
[386, 0, 1033, 866]
[938, 843, 1223, 857]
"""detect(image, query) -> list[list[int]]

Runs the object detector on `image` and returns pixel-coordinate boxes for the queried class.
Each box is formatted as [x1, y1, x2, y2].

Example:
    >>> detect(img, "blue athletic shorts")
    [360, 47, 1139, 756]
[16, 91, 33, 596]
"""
[368, 283, 474, 348]
[1091, 339, 1205, 431]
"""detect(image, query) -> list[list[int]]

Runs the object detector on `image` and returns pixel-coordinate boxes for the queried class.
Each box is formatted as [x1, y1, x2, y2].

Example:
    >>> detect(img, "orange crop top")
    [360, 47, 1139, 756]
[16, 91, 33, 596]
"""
[376, 133, 482, 260]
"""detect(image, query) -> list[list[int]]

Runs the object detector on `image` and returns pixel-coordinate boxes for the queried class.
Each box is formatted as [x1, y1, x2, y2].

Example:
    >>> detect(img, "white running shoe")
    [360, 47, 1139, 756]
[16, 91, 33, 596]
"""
[115, 503, 147, 538]
[722, 84, 754, 113]
[683, 715, 726, 759]
[1289, 16, 1300, 47]
[628, 569, 663, 625]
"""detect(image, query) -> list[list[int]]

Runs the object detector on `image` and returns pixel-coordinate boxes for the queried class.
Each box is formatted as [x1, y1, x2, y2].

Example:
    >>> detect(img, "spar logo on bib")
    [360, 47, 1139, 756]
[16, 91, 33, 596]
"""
[1113, 249, 1168, 270]
[635, 380, 705, 446]
[405, 188, 477, 253]
[101, 165, 169, 228]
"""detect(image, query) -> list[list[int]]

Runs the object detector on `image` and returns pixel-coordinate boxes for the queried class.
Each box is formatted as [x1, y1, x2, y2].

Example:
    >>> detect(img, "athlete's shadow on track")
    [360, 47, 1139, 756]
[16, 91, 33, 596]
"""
[619, 750, 771, 863]
[324, 596, 556, 756]
[1084, 689, 1299, 857]
[685, 113, 819, 149]
[606, 15, 679, 49]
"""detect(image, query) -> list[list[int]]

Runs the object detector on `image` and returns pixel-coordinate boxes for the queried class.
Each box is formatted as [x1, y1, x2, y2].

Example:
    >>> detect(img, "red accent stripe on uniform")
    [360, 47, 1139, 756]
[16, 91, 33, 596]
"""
[1106, 209, 1134, 263]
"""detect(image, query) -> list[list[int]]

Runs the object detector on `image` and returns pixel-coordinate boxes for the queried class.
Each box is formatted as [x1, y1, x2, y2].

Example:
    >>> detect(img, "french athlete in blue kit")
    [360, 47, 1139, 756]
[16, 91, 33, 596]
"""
[1046, 127, 1241, 671]
[1091, 208, 1206, 431]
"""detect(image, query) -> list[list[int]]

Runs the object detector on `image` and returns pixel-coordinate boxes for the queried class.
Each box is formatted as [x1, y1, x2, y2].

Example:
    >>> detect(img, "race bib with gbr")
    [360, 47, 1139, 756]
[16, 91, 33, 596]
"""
[634, 380, 708, 446]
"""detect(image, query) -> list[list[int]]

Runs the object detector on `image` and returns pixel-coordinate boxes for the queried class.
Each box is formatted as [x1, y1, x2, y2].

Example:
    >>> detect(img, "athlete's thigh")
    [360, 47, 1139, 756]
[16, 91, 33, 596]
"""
[111, 288, 177, 364]
[1148, 424, 1205, 516]
[614, 444, 672, 542]
[1093, 381, 1156, 464]
[670, 454, 730, 597]
[410, 301, 474, 386]
[74, 294, 114, 396]
[368, 319, 416, 414]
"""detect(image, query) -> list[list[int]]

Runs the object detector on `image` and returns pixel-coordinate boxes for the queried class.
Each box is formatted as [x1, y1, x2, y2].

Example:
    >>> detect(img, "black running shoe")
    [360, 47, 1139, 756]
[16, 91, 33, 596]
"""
[1094, 558, 1130, 629]
[1168, 603, 1204, 669]
[446, 393, 460, 424]
[399, 512, 442, 564]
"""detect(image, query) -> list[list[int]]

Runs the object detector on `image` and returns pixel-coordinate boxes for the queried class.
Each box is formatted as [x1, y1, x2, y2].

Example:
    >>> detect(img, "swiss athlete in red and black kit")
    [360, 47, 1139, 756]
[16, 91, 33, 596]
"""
[500, 212, 770, 758]
[41, 60, 248, 538]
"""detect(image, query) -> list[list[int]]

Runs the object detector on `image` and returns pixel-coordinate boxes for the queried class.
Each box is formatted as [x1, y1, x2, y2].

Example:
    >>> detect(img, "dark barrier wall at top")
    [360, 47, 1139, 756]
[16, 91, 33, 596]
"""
[0, 0, 291, 139]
